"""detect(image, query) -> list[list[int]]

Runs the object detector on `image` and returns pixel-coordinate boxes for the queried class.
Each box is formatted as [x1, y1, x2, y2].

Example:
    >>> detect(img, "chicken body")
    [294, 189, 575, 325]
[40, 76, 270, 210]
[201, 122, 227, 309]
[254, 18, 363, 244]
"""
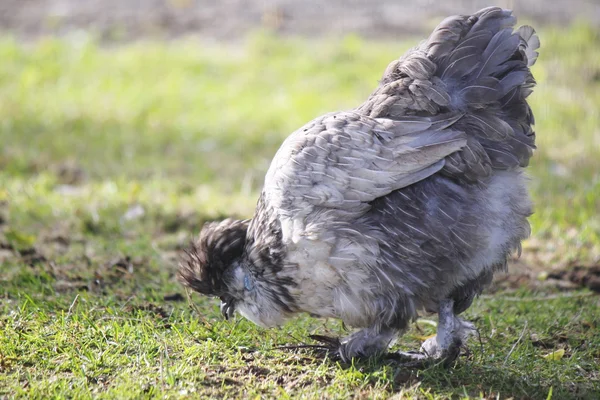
[180, 7, 539, 362]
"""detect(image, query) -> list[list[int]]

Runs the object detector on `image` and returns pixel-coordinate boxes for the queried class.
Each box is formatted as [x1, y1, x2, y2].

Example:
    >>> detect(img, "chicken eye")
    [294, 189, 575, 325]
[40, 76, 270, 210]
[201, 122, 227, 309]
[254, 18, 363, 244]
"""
[244, 275, 254, 291]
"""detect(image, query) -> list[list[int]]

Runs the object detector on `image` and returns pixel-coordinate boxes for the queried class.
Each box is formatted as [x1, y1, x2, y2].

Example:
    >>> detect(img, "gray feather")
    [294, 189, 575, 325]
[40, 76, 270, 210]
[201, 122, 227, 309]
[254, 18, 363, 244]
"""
[264, 111, 467, 214]
[440, 49, 480, 80]
[518, 25, 540, 66]
[476, 29, 520, 79]
[460, 76, 502, 105]
[464, 111, 514, 141]
[500, 70, 529, 93]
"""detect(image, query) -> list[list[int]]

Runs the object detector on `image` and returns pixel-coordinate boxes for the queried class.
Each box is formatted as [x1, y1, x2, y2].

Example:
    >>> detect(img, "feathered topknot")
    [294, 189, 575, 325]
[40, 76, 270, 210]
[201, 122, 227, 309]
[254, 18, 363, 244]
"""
[178, 218, 250, 297]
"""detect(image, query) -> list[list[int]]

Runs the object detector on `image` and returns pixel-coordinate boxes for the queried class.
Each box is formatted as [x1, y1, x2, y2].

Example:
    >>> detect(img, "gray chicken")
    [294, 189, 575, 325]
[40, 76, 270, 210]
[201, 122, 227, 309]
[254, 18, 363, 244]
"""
[179, 7, 540, 363]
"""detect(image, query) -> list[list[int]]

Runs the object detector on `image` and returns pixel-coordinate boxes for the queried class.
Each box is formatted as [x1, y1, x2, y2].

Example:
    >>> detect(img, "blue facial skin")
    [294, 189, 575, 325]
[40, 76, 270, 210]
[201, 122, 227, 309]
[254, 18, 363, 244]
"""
[244, 274, 254, 291]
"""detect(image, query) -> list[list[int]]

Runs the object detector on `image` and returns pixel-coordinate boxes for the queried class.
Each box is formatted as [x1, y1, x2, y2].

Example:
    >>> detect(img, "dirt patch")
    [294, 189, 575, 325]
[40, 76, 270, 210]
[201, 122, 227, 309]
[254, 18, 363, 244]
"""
[17, 247, 47, 265]
[491, 267, 600, 294]
[52, 161, 87, 185]
[0, 238, 46, 266]
[489, 243, 600, 293]
[548, 265, 600, 293]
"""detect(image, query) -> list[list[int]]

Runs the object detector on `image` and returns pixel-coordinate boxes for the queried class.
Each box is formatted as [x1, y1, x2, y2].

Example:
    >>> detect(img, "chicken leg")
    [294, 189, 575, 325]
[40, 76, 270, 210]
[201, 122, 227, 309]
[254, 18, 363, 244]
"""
[420, 299, 476, 360]
[308, 299, 475, 365]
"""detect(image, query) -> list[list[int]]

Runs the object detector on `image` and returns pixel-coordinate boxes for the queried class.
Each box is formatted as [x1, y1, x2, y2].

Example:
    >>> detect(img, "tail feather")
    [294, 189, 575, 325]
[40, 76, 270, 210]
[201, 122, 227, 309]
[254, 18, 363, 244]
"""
[475, 29, 521, 79]
[357, 7, 540, 182]
[518, 25, 540, 67]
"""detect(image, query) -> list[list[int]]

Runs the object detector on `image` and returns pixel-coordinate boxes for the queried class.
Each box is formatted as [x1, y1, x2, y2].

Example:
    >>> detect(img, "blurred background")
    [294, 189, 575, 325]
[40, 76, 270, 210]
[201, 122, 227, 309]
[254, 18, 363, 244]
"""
[1, 0, 599, 295]
[0, 1, 599, 398]
[2, 0, 600, 39]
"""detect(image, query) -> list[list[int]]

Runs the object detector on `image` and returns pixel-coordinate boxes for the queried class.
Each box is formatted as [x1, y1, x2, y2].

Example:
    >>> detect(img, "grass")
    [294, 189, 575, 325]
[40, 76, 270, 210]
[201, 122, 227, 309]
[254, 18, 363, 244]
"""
[1, 23, 599, 399]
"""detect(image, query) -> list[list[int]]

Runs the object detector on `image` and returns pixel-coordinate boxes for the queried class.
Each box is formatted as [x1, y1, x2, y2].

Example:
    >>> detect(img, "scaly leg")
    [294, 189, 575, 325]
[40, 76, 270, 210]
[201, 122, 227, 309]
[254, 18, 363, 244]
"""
[389, 299, 476, 366]
[295, 300, 475, 365]
[420, 299, 476, 362]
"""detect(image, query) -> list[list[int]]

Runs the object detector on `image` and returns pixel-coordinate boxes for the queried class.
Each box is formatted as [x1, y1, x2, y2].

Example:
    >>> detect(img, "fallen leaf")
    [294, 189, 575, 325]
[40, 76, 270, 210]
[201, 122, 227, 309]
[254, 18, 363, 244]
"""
[543, 348, 565, 361]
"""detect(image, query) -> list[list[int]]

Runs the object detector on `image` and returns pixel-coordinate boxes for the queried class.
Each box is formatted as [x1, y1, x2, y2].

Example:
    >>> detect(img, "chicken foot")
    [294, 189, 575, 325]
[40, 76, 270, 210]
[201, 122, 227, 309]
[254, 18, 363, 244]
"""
[392, 299, 476, 366]
[290, 299, 475, 366]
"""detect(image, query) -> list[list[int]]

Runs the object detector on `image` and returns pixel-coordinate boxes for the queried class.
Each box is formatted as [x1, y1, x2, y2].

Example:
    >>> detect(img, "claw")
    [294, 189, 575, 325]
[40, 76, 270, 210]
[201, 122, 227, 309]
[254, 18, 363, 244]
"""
[276, 335, 344, 361]
[385, 346, 461, 368]
[308, 334, 345, 361]
[384, 351, 430, 368]
[308, 334, 341, 348]
[219, 296, 236, 320]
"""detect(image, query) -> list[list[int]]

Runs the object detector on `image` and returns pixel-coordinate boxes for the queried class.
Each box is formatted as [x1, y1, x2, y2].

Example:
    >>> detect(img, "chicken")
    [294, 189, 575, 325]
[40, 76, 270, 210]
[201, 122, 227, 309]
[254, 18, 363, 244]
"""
[179, 7, 540, 363]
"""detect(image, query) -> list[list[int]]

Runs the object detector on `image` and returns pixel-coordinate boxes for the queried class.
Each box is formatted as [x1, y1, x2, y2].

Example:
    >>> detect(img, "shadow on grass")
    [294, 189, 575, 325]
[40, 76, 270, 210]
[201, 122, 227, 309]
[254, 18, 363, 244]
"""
[340, 356, 598, 400]
[416, 364, 595, 400]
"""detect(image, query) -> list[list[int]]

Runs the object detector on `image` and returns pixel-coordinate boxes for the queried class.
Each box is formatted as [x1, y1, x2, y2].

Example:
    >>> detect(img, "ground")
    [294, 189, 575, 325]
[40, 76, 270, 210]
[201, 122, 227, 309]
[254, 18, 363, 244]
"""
[0, 22, 599, 399]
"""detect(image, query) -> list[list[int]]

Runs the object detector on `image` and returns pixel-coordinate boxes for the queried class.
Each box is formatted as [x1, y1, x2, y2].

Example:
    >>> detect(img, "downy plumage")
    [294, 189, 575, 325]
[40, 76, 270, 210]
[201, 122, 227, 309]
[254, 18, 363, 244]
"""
[180, 7, 540, 363]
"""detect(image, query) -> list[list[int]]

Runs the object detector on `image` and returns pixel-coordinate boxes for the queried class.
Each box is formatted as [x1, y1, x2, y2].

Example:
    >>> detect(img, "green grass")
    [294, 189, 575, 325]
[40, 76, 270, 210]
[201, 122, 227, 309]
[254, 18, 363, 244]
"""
[1, 24, 600, 399]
